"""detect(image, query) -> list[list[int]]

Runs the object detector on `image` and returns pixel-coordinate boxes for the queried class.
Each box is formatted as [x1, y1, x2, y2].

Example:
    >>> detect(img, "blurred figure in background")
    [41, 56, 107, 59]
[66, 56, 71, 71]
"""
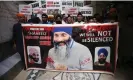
[88, 16, 96, 23]
[62, 14, 67, 24]
[66, 15, 74, 24]
[54, 14, 62, 24]
[104, 8, 118, 23]
[42, 13, 48, 24]
[74, 12, 85, 24]
[94, 13, 102, 23]
[48, 15, 55, 24]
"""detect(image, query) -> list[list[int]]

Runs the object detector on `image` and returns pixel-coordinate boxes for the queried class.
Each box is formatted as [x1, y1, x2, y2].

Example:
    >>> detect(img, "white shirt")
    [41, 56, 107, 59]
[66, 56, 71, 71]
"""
[46, 40, 93, 70]
[74, 21, 85, 24]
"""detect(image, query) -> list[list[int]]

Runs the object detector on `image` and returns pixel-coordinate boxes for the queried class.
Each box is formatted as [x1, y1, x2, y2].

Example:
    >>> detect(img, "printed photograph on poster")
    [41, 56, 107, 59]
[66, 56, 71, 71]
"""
[27, 46, 42, 64]
[46, 27, 93, 70]
[47, 9, 61, 15]
[94, 47, 112, 71]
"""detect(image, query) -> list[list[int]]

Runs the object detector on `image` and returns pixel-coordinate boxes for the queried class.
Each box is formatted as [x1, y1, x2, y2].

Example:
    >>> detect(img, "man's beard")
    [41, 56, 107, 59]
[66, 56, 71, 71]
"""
[29, 54, 39, 62]
[55, 45, 67, 60]
[54, 39, 71, 61]
[98, 58, 106, 64]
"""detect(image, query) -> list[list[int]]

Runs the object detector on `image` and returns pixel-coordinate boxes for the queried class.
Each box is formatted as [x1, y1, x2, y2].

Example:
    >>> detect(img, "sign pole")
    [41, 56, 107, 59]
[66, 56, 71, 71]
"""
[37, 0, 42, 20]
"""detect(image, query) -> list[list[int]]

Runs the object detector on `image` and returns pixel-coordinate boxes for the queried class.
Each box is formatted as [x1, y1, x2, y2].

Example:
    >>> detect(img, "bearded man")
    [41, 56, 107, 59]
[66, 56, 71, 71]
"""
[94, 48, 112, 71]
[46, 27, 93, 70]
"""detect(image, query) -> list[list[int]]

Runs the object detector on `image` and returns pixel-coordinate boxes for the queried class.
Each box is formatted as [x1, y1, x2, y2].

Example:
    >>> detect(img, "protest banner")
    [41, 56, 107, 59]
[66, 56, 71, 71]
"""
[65, 7, 79, 16]
[22, 23, 118, 75]
[62, 0, 73, 11]
[46, 0, 62, 15]
[79, 7, 93, 16]
[33, 8, 47, 14]
[19, 5, 32, 15]
[46, 0, 62, 9]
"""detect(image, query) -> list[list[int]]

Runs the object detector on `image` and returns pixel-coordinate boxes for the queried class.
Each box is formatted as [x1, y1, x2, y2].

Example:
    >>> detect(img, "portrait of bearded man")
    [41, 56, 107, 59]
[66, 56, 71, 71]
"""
[46, 27, 93, 70]
[94, 48, 112, 72]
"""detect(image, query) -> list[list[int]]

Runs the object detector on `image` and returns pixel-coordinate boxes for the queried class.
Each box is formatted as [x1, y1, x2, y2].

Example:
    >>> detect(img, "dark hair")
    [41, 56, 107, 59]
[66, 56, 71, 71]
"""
[31, 17, 41, 24]
[77, 12, 83, 16]
[42, 13, 48, 18]
[55, 14, 62, 19]
[28, 19, 32, 23]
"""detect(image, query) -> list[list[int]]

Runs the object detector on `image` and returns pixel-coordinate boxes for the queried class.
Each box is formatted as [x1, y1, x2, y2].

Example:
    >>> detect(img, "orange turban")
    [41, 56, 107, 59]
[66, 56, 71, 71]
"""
[16, 13, 25, 18]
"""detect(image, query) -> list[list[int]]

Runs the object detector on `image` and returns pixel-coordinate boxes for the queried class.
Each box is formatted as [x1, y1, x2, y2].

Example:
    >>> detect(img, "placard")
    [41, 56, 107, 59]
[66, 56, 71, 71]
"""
[79, 7, 93, 16]
[19, 5, 32, 15]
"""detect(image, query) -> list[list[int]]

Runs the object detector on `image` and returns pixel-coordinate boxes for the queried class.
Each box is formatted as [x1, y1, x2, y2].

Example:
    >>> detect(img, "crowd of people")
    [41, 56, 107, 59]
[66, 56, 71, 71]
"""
[16, 9, 118, 25]
[12, 8, 118, 70]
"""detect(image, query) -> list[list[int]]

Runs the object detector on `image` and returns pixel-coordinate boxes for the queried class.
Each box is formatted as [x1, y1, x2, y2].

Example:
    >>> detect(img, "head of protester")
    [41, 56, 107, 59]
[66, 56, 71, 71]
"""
[77, 12, 83, 22]
[16, 13, 26, 23]
[55, 14, 62, 24]
[94, 13, 102, 23]
[74, 12, 84, 24]
[48, 15, 54, 24]
[88, 16, 96, 23]
[42, 13, 48, 24]
[66, 15, 74, 24]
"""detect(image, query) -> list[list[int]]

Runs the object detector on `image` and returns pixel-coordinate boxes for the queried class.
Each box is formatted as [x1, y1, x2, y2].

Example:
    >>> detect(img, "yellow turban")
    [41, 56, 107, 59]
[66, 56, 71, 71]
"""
[48, 15, 54, 19]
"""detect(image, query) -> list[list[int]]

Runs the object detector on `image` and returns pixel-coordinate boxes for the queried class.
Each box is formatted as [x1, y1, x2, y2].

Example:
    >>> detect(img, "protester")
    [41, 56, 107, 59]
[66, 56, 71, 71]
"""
[12, 13, 26, 70]
[74, 12, 85, 24]
[62, 14, 67, 24]
[88, 16, 96, 23]
[66, 15, 74, 24]
[41, 13, 49, 24]
[94, 13, 102, 23]
[48, 15, 55, 24]
[54, 14, 62, 24]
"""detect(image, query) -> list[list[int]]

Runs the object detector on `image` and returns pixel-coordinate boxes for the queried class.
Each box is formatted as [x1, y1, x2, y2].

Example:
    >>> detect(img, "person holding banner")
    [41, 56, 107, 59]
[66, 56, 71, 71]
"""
[13, 13, 26, 70]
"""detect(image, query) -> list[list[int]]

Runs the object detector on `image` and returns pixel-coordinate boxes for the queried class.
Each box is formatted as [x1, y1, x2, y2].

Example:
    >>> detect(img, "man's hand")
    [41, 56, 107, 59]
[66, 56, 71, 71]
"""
[13, 43, 16, 49]
[55, 64, 67, 70]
